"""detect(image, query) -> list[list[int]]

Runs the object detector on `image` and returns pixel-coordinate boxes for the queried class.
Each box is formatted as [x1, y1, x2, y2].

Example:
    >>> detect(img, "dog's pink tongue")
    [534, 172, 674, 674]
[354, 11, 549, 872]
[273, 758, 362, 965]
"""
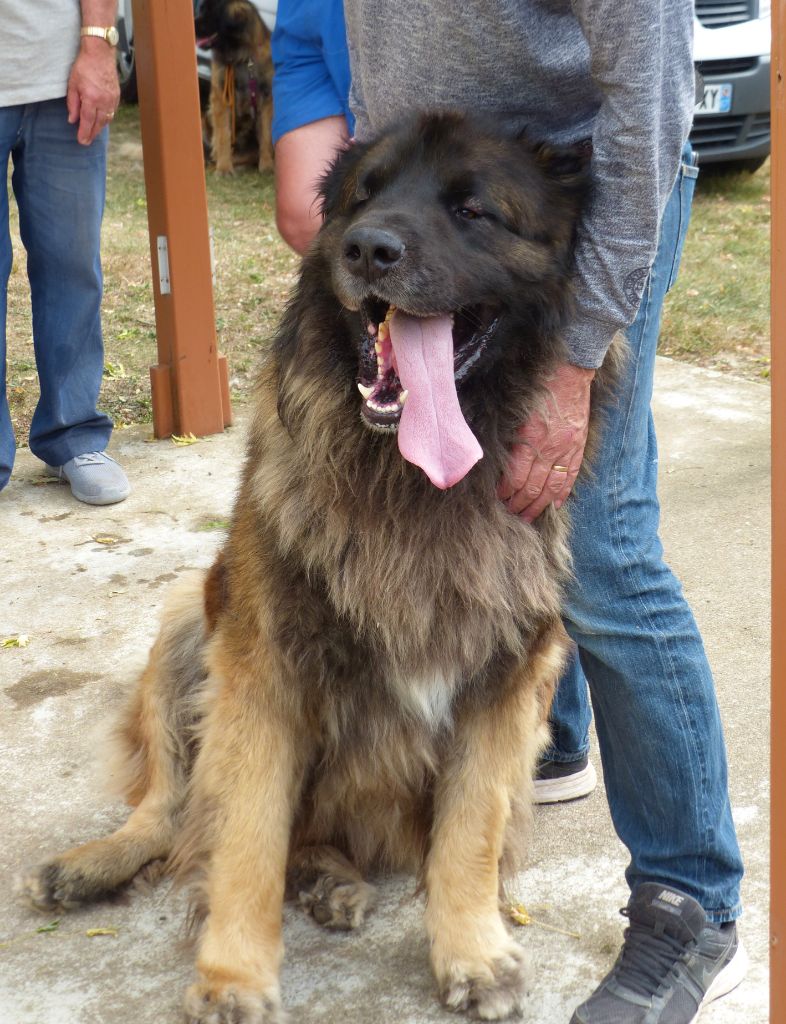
[388, 310, 482, 489]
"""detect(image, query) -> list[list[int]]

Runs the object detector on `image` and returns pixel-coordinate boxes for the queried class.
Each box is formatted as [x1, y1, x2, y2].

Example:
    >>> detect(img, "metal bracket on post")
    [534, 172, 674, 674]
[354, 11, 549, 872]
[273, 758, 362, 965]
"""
[156, 236, 171, 295]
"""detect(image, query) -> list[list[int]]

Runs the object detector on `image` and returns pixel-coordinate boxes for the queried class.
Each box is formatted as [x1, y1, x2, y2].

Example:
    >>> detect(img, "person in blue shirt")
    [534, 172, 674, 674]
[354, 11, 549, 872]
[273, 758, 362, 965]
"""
[271, 0, 354, 254]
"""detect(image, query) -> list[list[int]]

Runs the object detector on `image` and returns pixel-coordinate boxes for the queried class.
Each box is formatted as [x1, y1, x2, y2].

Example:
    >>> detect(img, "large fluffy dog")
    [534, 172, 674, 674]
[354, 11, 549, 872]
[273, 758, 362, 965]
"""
[195, 0, 274, 174]
[23, 113, 616, 1021]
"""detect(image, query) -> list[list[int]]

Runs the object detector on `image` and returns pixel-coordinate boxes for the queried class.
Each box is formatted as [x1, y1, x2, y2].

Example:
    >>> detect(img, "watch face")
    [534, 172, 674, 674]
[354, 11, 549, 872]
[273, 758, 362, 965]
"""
[107, 25, 119, 46]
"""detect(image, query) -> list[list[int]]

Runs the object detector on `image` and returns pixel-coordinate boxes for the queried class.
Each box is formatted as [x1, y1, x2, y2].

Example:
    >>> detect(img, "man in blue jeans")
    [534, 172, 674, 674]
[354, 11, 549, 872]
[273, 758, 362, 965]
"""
[0, 1, 130, 506]
[343, 1, 747, 1021]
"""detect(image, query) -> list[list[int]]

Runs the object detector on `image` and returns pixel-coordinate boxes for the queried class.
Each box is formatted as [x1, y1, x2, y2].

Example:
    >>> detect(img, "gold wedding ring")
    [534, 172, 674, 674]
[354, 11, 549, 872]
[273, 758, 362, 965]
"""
[552, 465, 569, 473]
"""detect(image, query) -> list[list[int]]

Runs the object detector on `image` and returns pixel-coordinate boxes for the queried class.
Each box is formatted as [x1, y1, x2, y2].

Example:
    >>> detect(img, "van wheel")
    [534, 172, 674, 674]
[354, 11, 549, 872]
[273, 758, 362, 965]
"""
[117, 39, 138, 104]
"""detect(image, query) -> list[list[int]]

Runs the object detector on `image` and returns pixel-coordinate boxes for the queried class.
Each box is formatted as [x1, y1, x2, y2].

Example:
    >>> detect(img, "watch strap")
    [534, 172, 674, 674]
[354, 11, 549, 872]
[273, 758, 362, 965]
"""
[80, 26, 118, 45]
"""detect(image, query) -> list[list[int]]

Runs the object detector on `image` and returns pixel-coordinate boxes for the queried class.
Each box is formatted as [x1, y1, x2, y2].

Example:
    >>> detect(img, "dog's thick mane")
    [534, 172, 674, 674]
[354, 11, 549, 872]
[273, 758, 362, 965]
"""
[235, 276, 569, 687]
[218, 115, 626, 688]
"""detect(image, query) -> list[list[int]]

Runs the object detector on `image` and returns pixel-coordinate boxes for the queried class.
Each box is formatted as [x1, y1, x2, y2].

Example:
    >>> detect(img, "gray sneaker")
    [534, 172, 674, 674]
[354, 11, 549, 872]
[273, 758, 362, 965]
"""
[570, 883, 748, 1024]
[46, 451, 131, 506]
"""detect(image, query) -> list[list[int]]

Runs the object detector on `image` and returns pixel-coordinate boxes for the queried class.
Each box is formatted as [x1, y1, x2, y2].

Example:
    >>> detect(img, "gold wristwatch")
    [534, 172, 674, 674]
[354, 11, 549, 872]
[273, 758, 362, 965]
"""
[80, 25, 120, 46]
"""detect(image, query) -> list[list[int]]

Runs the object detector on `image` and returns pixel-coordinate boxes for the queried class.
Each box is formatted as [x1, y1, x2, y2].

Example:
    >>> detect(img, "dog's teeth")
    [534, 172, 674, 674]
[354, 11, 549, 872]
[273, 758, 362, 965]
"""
[358, 382, 374, 400]
[398, 390, 409, 406]
[374, 340, 383, 354]
[377, 322, 389, 343]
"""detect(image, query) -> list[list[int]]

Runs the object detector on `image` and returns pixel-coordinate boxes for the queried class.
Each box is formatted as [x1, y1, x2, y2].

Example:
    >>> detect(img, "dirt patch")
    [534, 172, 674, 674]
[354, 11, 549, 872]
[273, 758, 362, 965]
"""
[6, 670, 96, 709]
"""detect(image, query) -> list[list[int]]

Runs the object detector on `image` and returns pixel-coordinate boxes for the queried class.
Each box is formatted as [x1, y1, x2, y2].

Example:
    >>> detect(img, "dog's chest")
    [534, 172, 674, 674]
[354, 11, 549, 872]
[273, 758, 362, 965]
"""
[387, 667, 459, 731]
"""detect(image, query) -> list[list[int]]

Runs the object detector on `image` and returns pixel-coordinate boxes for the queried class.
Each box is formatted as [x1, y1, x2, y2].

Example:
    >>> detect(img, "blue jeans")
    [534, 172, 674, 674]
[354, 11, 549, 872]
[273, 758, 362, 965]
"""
[546, 149, 744, 923]
[0, 98, 113, 491]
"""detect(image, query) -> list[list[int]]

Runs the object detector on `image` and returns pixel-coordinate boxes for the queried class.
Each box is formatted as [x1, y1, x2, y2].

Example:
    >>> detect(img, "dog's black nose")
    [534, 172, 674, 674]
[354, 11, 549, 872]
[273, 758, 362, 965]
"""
[342, 226, 405, 281]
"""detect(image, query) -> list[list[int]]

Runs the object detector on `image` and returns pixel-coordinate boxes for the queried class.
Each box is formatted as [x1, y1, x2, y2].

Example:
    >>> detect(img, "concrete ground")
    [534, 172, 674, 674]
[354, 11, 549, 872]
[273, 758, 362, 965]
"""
[0, 357, 770, 1024]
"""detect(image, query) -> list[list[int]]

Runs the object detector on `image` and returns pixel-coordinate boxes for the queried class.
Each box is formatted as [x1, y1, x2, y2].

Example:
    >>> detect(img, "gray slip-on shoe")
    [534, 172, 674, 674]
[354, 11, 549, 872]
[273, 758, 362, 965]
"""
[46, 451, 131, 506]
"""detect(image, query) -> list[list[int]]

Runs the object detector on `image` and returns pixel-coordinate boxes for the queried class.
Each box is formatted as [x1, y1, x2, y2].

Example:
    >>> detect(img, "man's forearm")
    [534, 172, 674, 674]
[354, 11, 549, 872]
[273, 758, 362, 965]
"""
[79, 1, 118, 25]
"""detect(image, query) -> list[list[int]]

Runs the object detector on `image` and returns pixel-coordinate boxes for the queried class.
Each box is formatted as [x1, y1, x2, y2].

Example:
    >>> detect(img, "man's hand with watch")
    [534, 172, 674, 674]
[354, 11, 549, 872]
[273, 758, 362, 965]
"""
[67, 8, 121, 146]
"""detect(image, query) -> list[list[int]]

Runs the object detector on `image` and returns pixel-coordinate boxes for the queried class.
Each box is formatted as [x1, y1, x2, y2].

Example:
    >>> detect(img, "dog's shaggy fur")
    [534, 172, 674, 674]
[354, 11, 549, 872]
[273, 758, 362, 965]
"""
[22, 112, 619, 1022]
[195, 0, 274, 174]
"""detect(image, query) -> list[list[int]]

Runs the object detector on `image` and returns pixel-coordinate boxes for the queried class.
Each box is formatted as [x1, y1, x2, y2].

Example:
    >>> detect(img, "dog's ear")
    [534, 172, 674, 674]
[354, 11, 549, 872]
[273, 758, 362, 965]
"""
[318, 141, 371, 222]
[530, 140, 592, 192]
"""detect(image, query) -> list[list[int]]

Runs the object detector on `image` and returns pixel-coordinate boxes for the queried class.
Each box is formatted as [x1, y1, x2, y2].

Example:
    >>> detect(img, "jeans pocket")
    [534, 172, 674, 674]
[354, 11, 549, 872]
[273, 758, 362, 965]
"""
[665, 159, 699, 292]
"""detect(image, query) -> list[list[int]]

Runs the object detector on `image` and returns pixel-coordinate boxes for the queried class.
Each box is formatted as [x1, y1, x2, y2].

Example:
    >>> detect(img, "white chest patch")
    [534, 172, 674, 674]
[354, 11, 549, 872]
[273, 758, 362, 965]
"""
[390, 669, 458, 731]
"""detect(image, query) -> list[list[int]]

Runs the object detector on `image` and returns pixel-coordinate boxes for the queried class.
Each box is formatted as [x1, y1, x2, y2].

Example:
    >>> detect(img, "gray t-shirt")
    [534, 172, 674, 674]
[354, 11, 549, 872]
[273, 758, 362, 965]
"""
[344, 0, 695, 368]
[0, 0, 81, 106]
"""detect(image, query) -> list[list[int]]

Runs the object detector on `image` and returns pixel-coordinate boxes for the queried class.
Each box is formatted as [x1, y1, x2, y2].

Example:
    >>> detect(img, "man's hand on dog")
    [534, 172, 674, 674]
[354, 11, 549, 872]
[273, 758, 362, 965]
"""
[67, 38, 120, 146]
[498, 362, 596, 523]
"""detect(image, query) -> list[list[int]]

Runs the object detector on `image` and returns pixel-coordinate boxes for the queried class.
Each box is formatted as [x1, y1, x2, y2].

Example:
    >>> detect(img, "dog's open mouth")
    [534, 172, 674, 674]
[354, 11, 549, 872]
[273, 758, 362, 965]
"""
[357, 300, 500, 430]
[356, 300, 499, 489]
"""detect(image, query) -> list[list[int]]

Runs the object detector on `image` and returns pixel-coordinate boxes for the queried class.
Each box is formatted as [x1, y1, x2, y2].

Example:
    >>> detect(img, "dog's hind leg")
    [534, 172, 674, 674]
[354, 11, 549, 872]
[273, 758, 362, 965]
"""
[210, 65, 234, 175]
[21, 576, 207, 911]
[424, 626, 567, 1021]
[257, 94, 274, 173]
[289, 845, 376, 930]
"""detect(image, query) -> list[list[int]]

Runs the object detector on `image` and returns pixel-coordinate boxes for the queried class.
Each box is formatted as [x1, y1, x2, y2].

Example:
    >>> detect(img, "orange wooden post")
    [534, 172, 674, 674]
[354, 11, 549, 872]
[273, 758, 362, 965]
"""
[773, 1, 784, 1021]
[132, 0, 231, 437]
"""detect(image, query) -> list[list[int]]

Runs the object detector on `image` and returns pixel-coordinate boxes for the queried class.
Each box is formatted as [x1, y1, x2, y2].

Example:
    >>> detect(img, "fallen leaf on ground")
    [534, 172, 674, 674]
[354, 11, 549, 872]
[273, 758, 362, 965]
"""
[1, 634, 30, 649]
[85, 928, 118, 938]
[171, 433, 200, 446]
[507, 903, 581, 939]
[196, 517, 230, 531]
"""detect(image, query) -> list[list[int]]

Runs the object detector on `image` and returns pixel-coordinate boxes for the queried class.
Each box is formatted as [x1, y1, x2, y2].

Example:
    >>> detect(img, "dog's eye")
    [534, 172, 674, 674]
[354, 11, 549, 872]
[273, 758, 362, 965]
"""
[454, 204, 485, 221]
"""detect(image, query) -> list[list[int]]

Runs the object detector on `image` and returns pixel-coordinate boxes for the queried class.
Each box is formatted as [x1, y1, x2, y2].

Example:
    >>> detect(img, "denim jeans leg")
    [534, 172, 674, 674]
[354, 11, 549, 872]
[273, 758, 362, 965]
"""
[562, 153, 744, 921]
[542, 648, 592, 762]
[12, 98, 113, 467]
[0, 106, 24, 491]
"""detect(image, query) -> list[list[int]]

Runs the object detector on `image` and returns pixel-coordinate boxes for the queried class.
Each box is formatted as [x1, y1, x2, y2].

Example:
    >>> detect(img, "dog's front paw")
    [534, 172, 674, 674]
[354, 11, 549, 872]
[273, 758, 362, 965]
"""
[436, 942, 531, 1021]
[298, 874, 376, 930]
[183, 981, 284, 1024]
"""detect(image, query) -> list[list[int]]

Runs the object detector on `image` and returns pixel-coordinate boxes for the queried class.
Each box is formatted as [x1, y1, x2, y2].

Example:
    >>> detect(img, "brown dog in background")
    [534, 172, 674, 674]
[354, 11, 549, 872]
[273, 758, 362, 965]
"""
[195, 0, 274, 174]
[21, 112, 620, 1023]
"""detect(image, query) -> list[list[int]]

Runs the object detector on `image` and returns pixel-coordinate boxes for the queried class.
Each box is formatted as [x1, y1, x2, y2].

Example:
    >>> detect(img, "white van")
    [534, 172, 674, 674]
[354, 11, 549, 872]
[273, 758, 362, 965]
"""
[691, 0, 771, 169]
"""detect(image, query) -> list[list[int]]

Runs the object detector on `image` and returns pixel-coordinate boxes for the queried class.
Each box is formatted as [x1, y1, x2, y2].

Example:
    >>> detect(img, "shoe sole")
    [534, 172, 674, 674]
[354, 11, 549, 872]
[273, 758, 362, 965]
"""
[533, 761, 597, 804]
[697, 940, 749, 1018]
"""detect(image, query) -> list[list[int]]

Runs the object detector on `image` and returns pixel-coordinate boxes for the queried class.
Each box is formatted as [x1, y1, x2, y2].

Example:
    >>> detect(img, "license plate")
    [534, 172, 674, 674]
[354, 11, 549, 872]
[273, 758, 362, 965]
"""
[695, 83, 733, 115]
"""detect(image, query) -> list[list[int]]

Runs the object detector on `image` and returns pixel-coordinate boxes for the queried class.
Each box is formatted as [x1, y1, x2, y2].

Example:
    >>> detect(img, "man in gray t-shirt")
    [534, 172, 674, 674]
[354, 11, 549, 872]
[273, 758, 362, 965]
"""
[344, 4, 746, 1023]
[0, 0, 130, 505]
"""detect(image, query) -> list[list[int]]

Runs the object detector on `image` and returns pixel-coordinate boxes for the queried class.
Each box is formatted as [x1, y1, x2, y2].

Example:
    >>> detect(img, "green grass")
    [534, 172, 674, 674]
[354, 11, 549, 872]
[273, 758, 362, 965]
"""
[5, 105, 771, 441]
[660, 162, 771, 379]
